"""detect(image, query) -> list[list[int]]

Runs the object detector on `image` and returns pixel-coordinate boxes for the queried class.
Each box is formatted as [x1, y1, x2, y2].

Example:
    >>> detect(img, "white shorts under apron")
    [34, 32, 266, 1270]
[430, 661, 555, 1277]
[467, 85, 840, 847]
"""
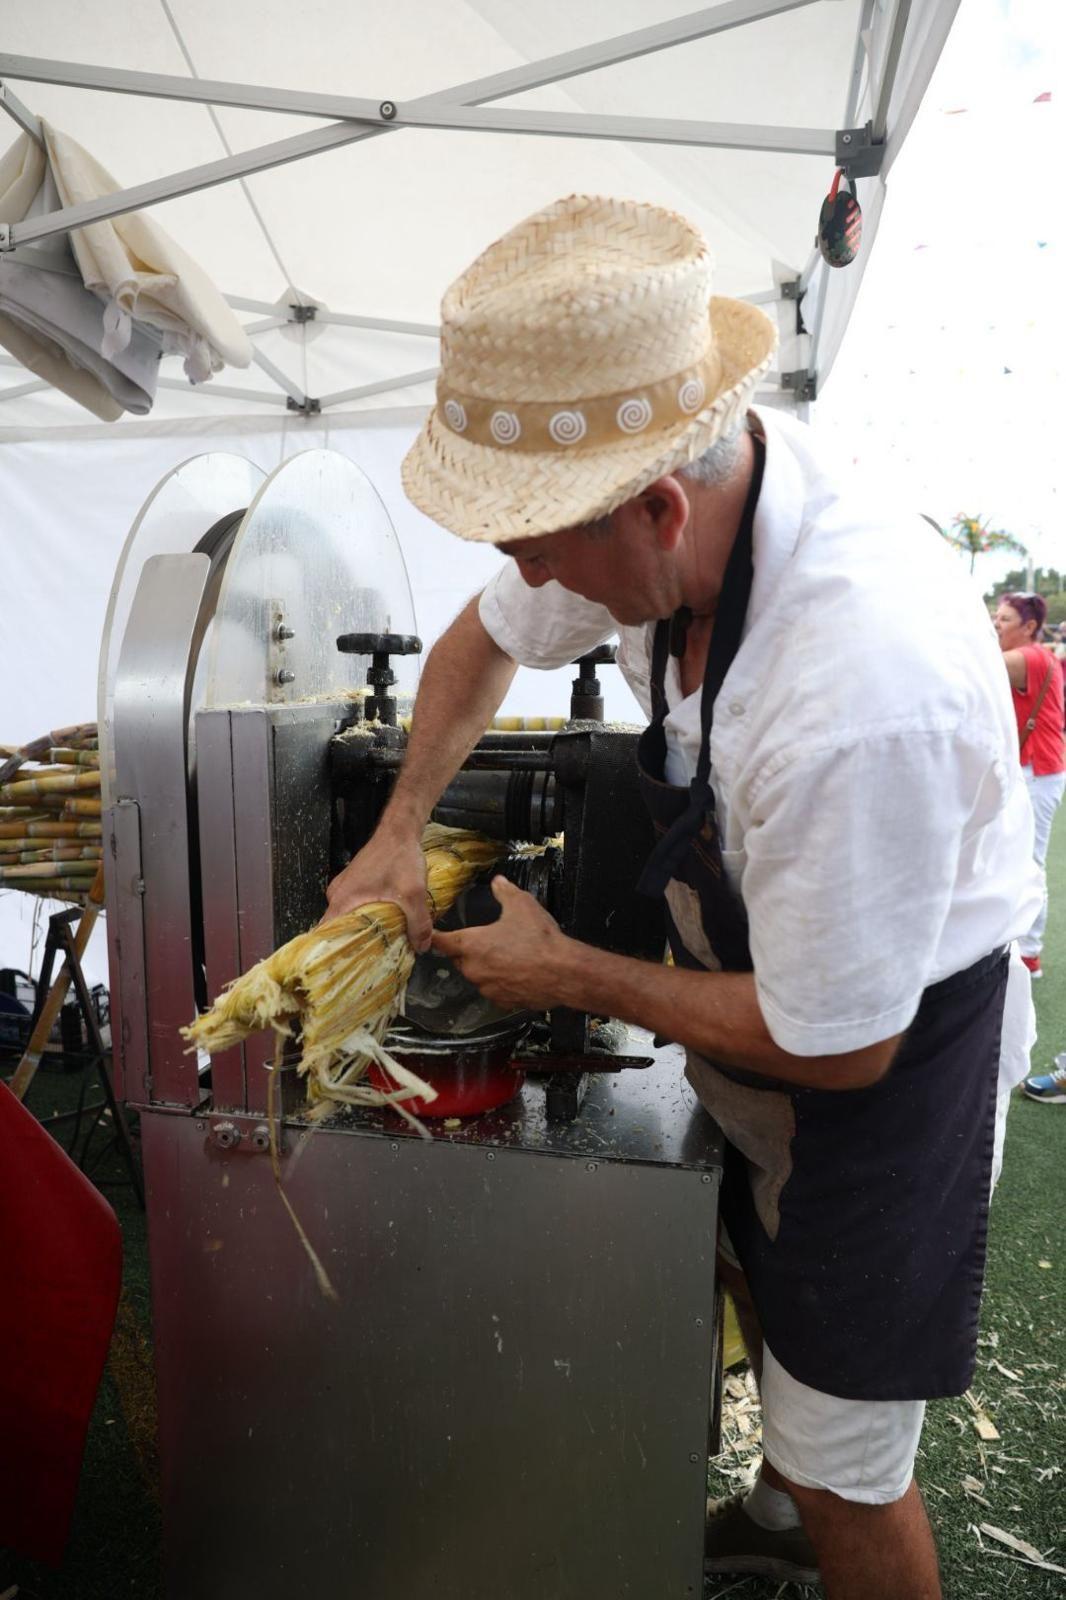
[720, 1081, 1017, 1504]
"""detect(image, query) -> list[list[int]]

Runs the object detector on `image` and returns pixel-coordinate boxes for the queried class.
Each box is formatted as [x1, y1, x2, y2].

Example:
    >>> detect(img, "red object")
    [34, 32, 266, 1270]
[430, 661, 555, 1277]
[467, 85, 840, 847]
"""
[1021, 954, 1042, 978]
[0, 1080, 122, 1565]
[368, 1054, 525, 1118]
[1012, 645, 1065, 775]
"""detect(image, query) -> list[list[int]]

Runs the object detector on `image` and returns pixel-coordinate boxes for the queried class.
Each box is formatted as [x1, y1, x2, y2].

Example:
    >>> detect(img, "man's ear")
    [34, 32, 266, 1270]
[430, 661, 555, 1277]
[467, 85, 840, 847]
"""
[637, 475, 690, 552]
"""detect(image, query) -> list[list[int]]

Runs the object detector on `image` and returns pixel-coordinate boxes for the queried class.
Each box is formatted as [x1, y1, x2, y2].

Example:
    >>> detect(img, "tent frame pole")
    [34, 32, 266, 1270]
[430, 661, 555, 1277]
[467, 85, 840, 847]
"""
[0, 106, 836, 253]
[0, 0, 829, 249]
[0, 3, 821, 121]
[0, 79, 43, 145]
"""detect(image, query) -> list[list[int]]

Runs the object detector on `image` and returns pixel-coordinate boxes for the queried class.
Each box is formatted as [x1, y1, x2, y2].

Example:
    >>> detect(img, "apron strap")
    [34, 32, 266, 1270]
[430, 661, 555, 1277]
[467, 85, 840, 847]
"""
[638, 433, 765, 897]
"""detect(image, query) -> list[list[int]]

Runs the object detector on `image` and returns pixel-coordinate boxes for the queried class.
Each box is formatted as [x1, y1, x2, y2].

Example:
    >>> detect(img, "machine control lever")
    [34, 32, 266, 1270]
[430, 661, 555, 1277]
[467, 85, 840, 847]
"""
[336, 631, 422, 726]
[570, 642, 618, 722]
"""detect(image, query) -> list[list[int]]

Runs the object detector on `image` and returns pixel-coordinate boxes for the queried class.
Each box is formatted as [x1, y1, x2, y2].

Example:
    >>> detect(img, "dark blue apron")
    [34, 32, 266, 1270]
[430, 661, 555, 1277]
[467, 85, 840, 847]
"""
[636, 432, 1007, 1402]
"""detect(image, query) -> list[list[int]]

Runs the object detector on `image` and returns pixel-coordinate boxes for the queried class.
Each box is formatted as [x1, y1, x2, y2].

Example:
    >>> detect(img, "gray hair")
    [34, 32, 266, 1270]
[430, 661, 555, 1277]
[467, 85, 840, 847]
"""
[577, 427, 743, 538]
[678, 427, 742, 488]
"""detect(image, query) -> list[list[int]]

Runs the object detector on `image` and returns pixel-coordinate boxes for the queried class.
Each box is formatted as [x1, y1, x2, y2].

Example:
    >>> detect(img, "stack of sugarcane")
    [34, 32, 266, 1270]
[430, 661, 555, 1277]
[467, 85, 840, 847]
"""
[0, 723, 102, 905]
[183, 823, 501, 1124]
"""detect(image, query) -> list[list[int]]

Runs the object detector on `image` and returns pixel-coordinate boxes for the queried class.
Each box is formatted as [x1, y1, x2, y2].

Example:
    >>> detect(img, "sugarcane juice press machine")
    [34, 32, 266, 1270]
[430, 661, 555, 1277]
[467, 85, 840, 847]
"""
[99, 450, 725, 1600]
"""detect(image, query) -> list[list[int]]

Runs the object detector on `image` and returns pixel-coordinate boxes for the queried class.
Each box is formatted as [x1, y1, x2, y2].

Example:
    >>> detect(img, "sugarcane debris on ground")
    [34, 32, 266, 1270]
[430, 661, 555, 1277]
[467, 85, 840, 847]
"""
[183, 823, 502, 1123]
[0, 723, 101, 906]
[704, 1309, 1066, 1598]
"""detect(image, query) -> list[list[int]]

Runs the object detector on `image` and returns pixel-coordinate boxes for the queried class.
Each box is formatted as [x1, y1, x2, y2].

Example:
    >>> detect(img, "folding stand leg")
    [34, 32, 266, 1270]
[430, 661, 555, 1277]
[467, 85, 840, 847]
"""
[55, 917, 145, 1210]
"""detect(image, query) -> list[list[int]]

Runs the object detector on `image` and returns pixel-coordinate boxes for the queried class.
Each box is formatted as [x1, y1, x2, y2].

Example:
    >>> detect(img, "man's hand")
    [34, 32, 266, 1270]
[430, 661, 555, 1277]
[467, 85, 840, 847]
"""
[431, 877, 572, 1010]
[322, 828, 433, 951]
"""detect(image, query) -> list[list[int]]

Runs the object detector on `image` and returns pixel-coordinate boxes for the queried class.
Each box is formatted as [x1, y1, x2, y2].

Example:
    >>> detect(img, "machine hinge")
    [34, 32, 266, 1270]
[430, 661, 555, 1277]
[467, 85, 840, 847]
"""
[835, 121, 884, 179]
[781, 368, 818, 403]
[287, 395, 322, 416]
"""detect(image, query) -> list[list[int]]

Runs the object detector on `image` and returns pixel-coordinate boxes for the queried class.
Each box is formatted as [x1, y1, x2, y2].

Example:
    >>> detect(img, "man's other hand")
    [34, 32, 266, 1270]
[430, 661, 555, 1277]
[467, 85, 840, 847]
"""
[431, 877, 571, 1010]
[321, 829, 433, 951]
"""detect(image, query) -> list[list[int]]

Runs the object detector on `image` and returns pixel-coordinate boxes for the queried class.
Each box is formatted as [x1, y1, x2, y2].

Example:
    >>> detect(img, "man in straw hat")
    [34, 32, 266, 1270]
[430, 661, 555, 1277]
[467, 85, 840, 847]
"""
[326, 195, 1039, 1599]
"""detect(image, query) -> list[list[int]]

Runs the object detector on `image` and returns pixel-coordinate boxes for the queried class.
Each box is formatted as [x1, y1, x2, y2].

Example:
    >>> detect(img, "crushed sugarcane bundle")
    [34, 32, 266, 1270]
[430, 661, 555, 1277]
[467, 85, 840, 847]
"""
[183, 824, 502, 1121]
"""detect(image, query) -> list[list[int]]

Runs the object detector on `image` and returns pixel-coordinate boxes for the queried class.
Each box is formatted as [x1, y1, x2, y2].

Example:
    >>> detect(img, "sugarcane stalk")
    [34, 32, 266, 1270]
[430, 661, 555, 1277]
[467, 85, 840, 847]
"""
[0, 860, 99, 880]
[47, 748, 102, 768]
[0, 820, 100, 839]
[0, 770, 101, 801]
[0, 845, 101, 863]
[60, 799, 103, 817]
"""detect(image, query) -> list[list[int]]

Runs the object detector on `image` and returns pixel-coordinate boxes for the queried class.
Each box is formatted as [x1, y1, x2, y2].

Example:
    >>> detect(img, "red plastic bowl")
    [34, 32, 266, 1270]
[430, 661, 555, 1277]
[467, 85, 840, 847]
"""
[370, 1022, 527, 1117]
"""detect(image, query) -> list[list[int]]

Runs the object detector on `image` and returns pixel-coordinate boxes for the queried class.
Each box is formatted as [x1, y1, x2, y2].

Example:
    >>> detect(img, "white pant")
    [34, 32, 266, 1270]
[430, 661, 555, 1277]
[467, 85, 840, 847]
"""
[731, 1087, 1014, 1504]
[1018, 766, 1065, 957]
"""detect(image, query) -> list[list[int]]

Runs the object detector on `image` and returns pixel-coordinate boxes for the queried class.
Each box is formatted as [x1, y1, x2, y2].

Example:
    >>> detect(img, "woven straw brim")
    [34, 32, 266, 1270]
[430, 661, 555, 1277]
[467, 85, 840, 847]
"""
[403, 297, 776, 544]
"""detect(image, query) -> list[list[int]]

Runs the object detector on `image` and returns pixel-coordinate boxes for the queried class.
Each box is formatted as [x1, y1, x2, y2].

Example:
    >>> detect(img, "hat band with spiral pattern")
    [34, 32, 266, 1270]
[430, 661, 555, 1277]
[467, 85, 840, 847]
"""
[436, 346, 724, 454]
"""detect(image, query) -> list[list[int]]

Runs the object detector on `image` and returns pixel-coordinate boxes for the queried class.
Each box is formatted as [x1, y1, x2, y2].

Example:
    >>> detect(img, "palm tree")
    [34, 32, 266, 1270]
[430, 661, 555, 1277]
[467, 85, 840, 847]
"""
[936, 513, 1028, 576]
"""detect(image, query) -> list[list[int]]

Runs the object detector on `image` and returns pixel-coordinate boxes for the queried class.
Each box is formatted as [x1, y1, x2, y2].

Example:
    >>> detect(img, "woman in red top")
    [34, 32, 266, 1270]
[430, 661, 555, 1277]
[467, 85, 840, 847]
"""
[994, 592, 1066, 976]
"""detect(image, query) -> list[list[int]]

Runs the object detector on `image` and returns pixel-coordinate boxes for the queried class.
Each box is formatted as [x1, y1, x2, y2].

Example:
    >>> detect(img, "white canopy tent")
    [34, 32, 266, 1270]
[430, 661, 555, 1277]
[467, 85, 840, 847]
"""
[0, 0, 959, 427]
[0, 0, 961, 977]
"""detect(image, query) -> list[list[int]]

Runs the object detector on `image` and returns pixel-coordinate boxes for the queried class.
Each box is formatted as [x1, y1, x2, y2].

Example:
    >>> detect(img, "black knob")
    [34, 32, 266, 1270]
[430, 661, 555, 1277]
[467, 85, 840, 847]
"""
[574, 643, 618, 671]
[571, 641, 617, 722]
[336, 632, 422, 657]
[336, 633, 422, 726]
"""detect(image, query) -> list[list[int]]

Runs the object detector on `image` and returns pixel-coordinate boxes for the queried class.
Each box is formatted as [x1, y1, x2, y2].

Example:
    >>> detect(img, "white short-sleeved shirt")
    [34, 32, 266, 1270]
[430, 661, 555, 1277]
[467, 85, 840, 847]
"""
[479, 408, 1041, 1062]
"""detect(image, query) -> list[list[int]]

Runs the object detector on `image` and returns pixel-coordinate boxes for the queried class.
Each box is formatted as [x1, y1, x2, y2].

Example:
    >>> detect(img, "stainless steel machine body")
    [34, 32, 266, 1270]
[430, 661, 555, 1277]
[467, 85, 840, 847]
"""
[99, 449, 724, 1600]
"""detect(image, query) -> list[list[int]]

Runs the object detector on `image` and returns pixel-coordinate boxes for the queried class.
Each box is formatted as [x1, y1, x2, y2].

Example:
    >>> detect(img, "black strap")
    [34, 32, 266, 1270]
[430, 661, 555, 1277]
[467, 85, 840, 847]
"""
[648, 432, 766, 763]
[638, 435, 765, 898]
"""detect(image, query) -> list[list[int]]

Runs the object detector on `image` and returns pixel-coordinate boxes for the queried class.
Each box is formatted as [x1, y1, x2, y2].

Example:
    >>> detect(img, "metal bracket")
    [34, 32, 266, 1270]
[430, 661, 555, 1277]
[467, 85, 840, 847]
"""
[780, 277, 806, 335]
[835, 120, 884, 178]
[288, 302, 317, 324]
[781, 368, 818, 402]
[286, 395, 322, 415]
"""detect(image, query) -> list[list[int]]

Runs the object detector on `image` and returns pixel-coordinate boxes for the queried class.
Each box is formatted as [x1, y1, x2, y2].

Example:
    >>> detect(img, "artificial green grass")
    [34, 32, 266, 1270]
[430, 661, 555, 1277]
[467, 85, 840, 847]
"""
[3, 822, 1064, 1599]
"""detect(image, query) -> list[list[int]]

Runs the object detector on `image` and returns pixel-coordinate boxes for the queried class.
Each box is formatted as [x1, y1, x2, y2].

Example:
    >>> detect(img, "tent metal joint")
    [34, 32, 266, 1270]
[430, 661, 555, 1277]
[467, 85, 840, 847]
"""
[781, 368, 818, 402]
[780, 278, 807, 335]
[0, 223, 13, 252]
[287, 395, 322, 416]
[836, 121, 884, 179]
[289, 303, 318, 324]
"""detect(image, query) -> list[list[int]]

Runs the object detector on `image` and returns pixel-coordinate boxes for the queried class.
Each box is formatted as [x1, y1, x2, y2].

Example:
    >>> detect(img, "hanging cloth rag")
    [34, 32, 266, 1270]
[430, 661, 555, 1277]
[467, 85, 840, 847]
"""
[0, 140, 161, 417]
[41, 120, 253, 383]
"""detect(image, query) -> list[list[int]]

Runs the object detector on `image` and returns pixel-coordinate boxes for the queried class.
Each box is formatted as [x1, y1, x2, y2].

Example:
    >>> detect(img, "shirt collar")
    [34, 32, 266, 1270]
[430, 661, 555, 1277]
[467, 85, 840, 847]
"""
[746, 405, 808, 632]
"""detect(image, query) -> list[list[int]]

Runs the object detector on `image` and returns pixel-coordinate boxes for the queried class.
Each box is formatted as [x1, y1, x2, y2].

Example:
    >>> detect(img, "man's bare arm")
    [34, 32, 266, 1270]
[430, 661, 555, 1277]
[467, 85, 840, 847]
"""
[433, 881, 902, 1091]
[323, 595, 517, 945]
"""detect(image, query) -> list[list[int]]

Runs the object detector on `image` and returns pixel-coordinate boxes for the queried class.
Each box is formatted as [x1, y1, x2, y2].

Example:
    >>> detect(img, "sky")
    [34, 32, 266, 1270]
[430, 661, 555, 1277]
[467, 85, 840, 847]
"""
[816, 0, 1061, 589]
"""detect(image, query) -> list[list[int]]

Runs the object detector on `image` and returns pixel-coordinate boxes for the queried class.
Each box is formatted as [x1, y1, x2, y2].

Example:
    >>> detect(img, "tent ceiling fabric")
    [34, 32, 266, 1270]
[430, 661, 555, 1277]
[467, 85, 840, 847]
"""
[0, 0, 958, 430]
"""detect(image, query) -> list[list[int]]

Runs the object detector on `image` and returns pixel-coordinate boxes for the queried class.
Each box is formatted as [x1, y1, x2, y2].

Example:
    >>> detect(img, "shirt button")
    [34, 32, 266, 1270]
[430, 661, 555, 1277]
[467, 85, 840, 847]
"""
[728, 700, 745, 716]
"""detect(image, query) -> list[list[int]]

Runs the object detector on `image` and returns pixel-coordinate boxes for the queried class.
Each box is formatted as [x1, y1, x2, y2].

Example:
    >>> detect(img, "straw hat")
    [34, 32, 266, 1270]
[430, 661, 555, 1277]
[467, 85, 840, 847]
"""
[402, 194, 777, 545]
